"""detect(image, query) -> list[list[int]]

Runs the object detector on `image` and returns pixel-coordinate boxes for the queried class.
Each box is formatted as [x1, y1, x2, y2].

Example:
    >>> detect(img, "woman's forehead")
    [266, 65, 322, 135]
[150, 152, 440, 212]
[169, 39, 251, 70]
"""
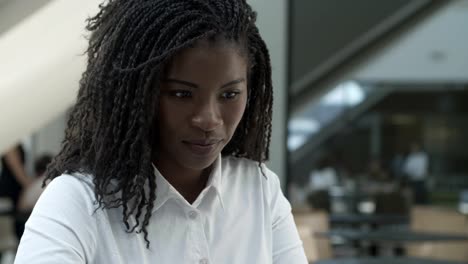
[165, 40, 247, 77]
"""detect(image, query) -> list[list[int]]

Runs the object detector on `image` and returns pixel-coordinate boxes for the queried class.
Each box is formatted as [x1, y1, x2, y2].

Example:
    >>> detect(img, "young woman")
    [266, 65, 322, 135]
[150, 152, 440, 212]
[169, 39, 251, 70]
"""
[15, 0, 307, 263]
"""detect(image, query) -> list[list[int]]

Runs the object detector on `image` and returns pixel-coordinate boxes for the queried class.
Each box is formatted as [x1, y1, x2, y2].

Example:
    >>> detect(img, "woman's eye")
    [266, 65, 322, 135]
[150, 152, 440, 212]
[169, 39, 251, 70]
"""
[222, 91, 240, 99]
[170, 90, 192, 98]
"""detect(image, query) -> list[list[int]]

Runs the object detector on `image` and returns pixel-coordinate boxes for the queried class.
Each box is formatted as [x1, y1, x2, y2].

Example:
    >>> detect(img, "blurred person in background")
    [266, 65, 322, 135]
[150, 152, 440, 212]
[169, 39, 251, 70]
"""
[15, 154, 53, 239]
[0, 144, 32, 239]
[403, 142, 429, 204]
[0, 144, 32, 205]
[391, 145, 407, 181]
[18, 154, 53, 212]
[308, 155, 338, 192]
[306, 156, 337, 212]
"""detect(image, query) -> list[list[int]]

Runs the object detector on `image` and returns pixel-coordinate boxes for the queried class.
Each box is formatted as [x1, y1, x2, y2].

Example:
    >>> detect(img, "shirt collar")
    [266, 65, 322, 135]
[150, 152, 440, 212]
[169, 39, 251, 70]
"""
[206, 154, 224, 210]
[151, 164, 173, 212]
[151, 154, 224, 212]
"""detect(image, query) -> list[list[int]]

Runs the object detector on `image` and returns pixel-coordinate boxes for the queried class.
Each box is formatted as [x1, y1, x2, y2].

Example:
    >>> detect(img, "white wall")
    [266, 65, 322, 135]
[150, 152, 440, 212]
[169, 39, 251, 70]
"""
[249, 0, 288, 187]
[0, 0, 98, 154]
[0, 0, 52, 35]
[31, 112, 66, 156]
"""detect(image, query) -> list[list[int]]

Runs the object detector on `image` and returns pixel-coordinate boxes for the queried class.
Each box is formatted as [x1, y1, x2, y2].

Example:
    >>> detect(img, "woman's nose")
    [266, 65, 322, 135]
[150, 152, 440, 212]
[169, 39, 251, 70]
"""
[191, 100, 223, 132]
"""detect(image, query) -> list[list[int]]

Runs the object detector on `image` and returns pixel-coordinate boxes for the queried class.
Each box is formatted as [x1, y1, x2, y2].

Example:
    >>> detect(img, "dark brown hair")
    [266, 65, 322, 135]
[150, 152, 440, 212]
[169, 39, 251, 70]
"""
[45, 0, 273, 248]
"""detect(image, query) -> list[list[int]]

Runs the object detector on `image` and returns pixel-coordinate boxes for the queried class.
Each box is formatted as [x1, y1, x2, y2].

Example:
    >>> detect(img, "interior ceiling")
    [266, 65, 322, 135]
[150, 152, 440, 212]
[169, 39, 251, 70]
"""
[353, 0, 468, 84]
[0, 0, 53, 36]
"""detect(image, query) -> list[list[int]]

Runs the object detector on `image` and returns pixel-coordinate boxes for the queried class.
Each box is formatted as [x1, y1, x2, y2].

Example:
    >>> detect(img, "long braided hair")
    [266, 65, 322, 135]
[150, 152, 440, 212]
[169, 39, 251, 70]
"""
[45, 0, 273, 247]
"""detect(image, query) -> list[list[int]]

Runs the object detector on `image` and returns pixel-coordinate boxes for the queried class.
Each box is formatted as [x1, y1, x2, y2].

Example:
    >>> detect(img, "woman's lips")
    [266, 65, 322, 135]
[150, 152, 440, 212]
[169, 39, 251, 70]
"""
[183, 140, 221, 156]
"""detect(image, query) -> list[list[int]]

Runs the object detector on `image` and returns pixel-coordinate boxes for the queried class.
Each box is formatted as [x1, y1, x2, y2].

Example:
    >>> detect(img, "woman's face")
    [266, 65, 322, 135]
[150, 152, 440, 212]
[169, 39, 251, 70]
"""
[155, 40, 248, 172]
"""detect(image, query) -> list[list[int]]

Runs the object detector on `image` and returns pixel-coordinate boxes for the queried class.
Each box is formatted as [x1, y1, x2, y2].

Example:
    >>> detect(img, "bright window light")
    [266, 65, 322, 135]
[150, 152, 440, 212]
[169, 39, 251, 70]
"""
[288, 135, 307, 151]
[288, 118, 321, 134]
[321, 81, 365, 106]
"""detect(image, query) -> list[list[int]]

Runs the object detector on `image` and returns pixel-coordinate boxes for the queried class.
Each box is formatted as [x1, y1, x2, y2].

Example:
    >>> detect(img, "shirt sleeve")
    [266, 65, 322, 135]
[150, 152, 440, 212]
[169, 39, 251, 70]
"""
[14, 175, 98, 264]
[264, 166, 308, 264]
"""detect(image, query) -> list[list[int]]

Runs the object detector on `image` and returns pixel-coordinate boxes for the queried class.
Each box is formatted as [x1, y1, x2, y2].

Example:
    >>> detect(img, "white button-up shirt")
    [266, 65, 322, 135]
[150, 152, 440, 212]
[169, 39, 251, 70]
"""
[403, 151, 429, 181]
[15, 156, 307, 264]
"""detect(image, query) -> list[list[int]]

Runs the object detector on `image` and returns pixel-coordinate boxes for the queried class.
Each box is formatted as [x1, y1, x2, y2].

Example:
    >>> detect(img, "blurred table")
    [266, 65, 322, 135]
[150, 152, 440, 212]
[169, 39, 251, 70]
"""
[317, 228, 468, 256]
[316, 229, 468, 243]
[314, 257, 467, 264]
[329, 214, 408, 226]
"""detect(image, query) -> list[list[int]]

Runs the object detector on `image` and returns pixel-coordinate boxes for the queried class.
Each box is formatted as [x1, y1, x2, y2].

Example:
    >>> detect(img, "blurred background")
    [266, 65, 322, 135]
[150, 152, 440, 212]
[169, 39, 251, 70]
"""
[1, 0, 468, 263]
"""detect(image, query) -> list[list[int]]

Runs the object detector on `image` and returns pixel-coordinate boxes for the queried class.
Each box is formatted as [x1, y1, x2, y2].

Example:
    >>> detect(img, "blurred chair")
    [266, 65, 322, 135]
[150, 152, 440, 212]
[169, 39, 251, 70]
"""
[294, 210, 332, 263]
[307, 190, 331, 212]
[406, 206, 468, 262]
[374, 191, 410, 215]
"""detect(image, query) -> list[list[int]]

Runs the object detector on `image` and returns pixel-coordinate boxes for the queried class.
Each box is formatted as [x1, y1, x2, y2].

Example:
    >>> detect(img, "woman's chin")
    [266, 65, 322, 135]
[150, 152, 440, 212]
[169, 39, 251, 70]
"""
[183, 155, 218, 171]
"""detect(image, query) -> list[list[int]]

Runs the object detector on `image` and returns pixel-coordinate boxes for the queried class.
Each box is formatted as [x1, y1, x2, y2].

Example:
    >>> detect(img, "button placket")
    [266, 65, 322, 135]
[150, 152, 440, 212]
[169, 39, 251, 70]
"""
[187, 209, 210, 263]
[188, 210, 198, 220]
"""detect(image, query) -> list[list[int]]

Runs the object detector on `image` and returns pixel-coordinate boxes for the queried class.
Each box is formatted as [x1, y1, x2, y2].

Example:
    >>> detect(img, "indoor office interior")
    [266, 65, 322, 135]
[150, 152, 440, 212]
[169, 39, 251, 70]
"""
[1, 0, 467, 264]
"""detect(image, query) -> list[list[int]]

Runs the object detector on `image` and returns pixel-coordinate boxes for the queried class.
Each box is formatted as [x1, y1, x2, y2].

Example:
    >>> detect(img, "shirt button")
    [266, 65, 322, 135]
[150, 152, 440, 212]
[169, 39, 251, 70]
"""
[199, 258, 209, 264]
[188, 211, 198, 220]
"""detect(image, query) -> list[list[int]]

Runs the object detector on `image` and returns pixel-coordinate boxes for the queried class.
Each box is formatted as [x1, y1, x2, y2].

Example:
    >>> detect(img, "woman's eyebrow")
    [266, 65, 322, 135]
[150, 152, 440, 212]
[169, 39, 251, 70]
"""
[221, 78, 245, 88]
[163, 78, 198, 88]
[162, 78, 245, 89]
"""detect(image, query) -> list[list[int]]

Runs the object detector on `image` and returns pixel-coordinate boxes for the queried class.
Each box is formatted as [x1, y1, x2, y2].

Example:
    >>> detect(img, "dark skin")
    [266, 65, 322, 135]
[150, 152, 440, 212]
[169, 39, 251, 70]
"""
[154, 40, 248, 203]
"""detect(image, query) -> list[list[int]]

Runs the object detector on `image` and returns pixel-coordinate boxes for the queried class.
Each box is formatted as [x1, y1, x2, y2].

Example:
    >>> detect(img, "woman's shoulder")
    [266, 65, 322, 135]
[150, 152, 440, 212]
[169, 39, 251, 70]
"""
[47, 173, 95, 194]
[19, 173, 101, 263]
[37, 173, 97, 215]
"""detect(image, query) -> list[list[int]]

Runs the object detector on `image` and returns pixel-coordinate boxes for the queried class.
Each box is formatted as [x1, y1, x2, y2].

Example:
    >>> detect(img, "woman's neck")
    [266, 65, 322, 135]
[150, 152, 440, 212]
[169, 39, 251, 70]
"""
[154, 159, 212, 204]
